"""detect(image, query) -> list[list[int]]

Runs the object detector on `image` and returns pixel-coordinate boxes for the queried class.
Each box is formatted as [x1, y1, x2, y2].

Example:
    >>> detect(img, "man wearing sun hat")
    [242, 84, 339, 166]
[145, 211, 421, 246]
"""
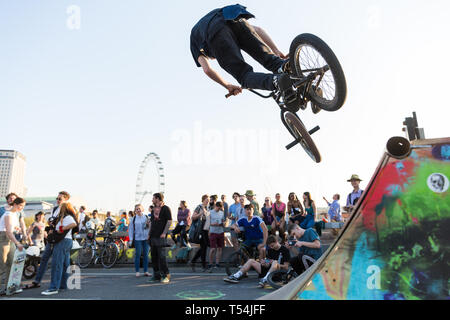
[344, 174, 364, 213]
[245, 190, 261, 217]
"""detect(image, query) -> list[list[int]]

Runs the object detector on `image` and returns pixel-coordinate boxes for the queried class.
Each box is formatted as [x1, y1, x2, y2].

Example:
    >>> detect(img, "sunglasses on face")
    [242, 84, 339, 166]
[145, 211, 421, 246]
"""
[56, 198, 63, 201]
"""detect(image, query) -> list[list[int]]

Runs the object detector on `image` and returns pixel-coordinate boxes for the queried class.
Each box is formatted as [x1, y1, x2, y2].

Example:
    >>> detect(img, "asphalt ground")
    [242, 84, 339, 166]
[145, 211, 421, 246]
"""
[0, 265, 276, 300]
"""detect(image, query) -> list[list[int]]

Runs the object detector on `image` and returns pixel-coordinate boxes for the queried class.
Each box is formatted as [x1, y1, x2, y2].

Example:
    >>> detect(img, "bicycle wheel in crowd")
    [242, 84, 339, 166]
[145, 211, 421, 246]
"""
[100, 243, 119, 269]
[267, 270, 290, 289]
[289, 33, 347, 112]
[77, 244, 94, 268]
[225, 251, 248, 276]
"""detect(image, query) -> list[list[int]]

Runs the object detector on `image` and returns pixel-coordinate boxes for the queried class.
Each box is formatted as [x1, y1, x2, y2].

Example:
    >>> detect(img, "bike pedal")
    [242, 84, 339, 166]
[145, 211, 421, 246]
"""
[308, 126, 320, 135]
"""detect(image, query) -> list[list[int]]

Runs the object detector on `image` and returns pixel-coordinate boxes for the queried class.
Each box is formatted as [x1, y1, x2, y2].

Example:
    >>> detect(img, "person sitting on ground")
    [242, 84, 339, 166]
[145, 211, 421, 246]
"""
[286, 223, 322, 276]
[224, 235, 290, 287]
[206, 201, 225, 272]
[171, 200, 191, 249]
[231, 203, 268, 259]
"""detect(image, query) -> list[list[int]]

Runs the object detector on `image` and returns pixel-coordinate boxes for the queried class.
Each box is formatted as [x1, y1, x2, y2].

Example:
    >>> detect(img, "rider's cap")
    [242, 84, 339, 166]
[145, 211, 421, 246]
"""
[222, 4, 255, 21]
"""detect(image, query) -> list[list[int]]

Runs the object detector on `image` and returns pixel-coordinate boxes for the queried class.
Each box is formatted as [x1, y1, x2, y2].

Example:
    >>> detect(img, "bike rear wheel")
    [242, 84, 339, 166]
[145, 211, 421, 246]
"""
[100, 243, 119, 269]
[77, 244, 94, 268]
[289, 33, 347, 112]
[281, 111, 321, 163]
[225, 251, 249, 276]
[267, 269, 298, 289]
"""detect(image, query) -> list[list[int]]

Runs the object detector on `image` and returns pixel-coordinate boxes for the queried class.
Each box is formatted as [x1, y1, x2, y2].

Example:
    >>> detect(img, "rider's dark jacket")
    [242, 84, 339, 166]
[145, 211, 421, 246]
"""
[190, 4, 254, 67]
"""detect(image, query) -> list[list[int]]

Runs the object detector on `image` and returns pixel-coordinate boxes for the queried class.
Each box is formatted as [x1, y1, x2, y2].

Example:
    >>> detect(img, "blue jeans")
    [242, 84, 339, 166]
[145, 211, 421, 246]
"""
[49, 238, 72, 290]
[134, 240, 149, 273]
[34, 242, 54, 283]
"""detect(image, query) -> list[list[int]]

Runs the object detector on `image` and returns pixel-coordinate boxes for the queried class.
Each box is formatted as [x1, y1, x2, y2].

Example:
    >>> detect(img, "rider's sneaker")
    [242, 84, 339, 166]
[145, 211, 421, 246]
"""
[274, 74, 298, 108]
[258, 279, 268, 288]
[310, 86, 323, 114]
[224, 275, 240, 284]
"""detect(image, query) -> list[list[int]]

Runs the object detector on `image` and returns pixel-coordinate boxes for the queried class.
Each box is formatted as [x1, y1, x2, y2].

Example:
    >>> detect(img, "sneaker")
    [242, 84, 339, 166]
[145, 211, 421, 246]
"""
[148, 276, 160, 283]
[161, 277, 170, 284]
[190, 262, 196, 272]
[224, 275, 240, 284]
[206, 264, 213, 273]
[144, 272, 151, 277]
[136, 272, 140, 277]
[258, 279, 268, 288]
[215, 264, 220, 269]
[41, 289, 59, 296]
[274, 74, 298, 107]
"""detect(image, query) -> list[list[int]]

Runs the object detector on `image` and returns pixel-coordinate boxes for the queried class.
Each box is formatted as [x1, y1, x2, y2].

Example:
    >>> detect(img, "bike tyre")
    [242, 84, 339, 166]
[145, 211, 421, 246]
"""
[101, 243, 119, 269]
[225, 251, 249, 276]
[77, 244, 94, 269]
[289, 33, 347, 112]
[281, 110, 321, 163]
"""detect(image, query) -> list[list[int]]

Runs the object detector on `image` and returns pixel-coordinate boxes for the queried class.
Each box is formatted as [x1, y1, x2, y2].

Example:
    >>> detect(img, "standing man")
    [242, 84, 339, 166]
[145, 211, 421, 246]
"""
[245, 190, 261, 217]
[78, 206, 86, 227]
[91, 210, 100, 230]
[323, 194, 341, 236]
[227, 192, 241, 250]
[31, 191, 70, 288]
[148, 193, 172, 284]
[344, 175, 364, 213]
[221, 195, 229, 220]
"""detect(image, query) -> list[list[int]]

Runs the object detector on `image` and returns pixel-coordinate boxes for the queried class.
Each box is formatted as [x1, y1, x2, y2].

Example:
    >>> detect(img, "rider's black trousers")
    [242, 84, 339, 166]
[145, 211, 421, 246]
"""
[209, 18, 285, 91]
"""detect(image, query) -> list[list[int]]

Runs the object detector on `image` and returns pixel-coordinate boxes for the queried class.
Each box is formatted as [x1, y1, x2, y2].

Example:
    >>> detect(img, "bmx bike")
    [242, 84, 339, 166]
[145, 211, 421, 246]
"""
[227, 33, 347, 163]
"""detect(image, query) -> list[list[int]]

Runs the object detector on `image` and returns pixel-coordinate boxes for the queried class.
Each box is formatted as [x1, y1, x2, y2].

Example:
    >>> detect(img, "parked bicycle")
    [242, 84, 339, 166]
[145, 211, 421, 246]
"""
[225, 236, 261, 276]
[76, 228, 119, 269]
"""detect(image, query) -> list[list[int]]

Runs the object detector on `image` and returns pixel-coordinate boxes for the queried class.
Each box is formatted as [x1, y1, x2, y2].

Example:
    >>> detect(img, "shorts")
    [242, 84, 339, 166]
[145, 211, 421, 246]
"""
[209, 233, 224, 249]
[258, 265, 271, 278]
[244, 238, 263, 248]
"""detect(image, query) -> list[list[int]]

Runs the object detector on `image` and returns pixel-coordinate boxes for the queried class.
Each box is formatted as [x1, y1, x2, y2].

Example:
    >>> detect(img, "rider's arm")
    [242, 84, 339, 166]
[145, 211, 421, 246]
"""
[197, 55, 242, 96]
[252, 25, 286, 58]
[296, 239, 321, 249]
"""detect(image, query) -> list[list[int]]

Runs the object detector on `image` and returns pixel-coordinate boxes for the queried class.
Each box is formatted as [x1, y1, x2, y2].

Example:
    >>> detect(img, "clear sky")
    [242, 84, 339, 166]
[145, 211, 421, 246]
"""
[1, 0, 449, 213]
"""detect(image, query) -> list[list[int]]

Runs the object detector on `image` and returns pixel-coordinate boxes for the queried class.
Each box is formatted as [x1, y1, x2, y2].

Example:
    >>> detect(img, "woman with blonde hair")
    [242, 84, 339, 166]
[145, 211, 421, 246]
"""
[41, 202, 78, 296]
[128, 204, 150, 277]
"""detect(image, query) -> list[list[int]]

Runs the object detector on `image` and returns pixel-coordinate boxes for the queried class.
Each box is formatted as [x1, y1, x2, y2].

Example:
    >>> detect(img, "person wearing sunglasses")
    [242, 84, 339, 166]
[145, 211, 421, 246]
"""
[31, 191, 70, 288]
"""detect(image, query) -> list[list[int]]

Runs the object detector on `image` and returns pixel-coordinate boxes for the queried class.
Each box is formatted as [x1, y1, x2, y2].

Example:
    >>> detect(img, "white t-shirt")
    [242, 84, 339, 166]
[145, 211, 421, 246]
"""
[0, 211, 19, 232]
[55, 215, 77, 239]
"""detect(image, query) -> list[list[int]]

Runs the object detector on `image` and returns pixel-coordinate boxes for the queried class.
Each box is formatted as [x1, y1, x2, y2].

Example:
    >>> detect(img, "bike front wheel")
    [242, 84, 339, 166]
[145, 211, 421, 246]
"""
[100, 243, 119, 269]
[77, 244, 94, 268]
[289, 33, 347, 112]
[281, 111, 321, 163]
[225, 251, 249, 276]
